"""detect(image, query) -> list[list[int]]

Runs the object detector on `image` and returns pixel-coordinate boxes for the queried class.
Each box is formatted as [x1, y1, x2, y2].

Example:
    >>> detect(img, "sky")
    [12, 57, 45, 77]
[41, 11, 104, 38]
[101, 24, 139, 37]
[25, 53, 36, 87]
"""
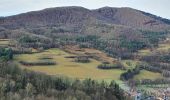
[0, 0, 170, 19]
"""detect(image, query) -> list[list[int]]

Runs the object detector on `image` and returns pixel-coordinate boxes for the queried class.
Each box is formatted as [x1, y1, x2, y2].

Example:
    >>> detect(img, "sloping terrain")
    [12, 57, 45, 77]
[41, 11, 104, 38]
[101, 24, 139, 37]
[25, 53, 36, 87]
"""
[0, 6, 170, 36]
[1, 6, 170, 99]
[94, 7, 170, 31]
[0, 6, 169, 56]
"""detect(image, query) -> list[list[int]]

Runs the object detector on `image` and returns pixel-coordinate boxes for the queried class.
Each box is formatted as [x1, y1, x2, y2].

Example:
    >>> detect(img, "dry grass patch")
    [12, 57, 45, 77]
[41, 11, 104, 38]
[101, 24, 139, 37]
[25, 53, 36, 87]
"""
[64, 45, 117, 64]
[0, 39, 10, 46]
[138, 49, 152, 56]
[157, 43, 170, 51]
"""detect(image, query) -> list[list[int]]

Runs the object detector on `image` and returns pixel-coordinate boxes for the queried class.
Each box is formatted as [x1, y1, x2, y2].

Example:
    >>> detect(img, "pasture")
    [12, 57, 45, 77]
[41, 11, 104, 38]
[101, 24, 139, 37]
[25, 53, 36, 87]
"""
[134, 70, 163, 80]
[0, 39, 10, 47]
[138, 42, 170, 56]
[64, 45, 117, 64]
[121, 60, 139, 69]
[14, 48, 125, 80]
[157, 43, 170, 51]
[138, 49, 151, 56]
[14, 47, 164, 82]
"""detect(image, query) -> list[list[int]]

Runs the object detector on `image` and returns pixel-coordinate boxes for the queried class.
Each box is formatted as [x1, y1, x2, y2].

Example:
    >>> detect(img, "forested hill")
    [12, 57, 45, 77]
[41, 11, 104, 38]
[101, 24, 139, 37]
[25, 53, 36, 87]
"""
[0, 6, 170, 33]
[0, 6, 170, 56]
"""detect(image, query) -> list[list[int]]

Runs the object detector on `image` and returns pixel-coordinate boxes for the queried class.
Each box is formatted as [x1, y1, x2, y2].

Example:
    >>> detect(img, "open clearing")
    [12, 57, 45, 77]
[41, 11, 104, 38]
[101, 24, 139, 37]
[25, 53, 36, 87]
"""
[14, 48, 163, 81]
[134, 70, 163, 80]
[157, 43, 170, 51]
[64, 45, 117, 64]
[121, 60, 139, 69]
[138, 49, 152, 56]
[14, 48, 125, 80]
[0, 39, 10, 47]
[138, 42, 170, 56]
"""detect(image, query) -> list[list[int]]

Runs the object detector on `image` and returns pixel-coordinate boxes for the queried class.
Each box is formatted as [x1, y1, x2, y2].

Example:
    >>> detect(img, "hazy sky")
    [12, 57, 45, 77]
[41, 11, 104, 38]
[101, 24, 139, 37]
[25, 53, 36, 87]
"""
[0, 0, 170, 19]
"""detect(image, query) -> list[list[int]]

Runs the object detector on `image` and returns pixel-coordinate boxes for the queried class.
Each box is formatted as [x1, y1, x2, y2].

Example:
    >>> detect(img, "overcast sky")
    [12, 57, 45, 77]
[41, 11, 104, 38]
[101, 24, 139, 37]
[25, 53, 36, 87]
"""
[0, 0, 170, 19]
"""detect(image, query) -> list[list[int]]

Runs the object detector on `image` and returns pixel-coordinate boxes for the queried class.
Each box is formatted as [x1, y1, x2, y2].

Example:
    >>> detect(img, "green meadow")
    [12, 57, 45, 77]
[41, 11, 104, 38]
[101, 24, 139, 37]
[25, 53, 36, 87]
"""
[14, 48, 164, 82]
[134, 70, 163, 80]
[14, 48, 125, 80]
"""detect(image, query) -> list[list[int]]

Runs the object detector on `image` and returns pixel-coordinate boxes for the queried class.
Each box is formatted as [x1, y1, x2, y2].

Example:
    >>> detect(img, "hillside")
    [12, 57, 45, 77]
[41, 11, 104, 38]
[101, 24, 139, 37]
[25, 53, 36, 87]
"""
[0, 6, 170, 99]
[94, 7, 170, 30]
[0, 6, 170, 33]
[0, 6, 169, 52]
[0, 6, 170, 57]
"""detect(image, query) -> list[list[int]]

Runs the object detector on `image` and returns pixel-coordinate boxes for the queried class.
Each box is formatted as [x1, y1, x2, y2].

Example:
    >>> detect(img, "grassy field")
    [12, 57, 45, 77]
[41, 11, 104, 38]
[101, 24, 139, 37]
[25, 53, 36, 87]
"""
[14, 48, 125, 80]
[14, 47, 165, 82]
[0, 39, 10, 47]
[134, 70, 163, 80]
[138, 42, 170, 56]
[64, 45, 117, 64]
[157, 43, 170, 51]
[121, 60, 139, 69]
[138, 49, 152, 56]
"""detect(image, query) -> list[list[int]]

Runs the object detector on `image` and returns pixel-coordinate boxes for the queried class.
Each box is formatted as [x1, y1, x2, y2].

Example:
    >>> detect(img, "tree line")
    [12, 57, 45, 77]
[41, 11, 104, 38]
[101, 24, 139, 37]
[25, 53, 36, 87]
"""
[120, 67, 140, 81]
[137, 78, 170, 85]
[0, 49, 130, 100]
[0, 48, 13, 61]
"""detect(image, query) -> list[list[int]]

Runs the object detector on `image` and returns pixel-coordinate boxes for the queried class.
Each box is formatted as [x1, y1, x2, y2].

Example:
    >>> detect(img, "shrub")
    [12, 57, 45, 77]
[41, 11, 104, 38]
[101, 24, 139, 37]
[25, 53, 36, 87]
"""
[120, 67, 140, 81]
[39, 57, 53, 60]
[97, 63, 122, 70]
[75, 56, 90, 63]
[19, 60, 56, 66]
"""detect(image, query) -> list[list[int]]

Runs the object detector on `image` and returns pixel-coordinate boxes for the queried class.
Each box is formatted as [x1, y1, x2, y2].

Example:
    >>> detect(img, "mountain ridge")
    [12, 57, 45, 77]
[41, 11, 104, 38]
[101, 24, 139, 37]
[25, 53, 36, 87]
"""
[0, 6, 170, 37]
[1, 6, 169, 28]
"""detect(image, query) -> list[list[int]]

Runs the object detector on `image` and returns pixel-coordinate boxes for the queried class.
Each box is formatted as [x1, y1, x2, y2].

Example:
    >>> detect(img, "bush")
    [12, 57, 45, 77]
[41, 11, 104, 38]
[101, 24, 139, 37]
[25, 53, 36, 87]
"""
[75, 56, 90, 63]
[39, 57, 53, 60]
[98, 63, 122, 70]
[19, 60, 56, 66]
[0, 47, 13, 61]
[120, 67, 140, 81]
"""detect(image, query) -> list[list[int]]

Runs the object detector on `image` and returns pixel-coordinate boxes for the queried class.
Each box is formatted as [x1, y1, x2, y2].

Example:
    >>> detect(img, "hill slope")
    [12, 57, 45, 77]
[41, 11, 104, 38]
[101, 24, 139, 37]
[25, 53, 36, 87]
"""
[94, 7, 170, 30]
[0, 6, 170, 41]
[0, 6, 170, 30]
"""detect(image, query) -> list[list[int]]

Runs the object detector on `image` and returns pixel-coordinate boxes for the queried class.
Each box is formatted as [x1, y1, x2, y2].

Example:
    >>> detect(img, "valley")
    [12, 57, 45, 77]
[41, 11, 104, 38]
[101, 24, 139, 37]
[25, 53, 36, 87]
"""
[0, 6, 170, 100]
[0, 38, 169, 98]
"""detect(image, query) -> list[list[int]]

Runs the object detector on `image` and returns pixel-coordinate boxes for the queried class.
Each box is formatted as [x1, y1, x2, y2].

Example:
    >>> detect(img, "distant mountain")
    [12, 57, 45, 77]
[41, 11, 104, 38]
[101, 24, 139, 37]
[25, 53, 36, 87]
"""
[94, 7, 170, 30]
[0, 7, 93, 27]
[0, 6, 170, 38]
